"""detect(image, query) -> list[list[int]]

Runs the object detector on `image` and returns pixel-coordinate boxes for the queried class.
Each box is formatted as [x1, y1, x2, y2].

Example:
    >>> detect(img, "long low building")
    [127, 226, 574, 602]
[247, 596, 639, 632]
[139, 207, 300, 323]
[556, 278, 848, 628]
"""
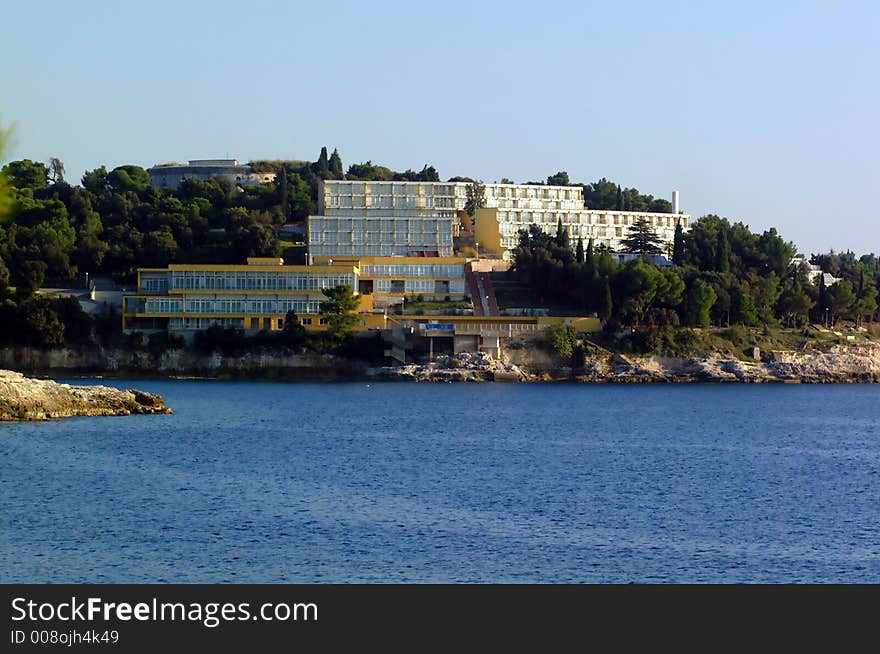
[122, 256, 467, 334]
[474, 206, 687, 257]
[147, 159, 276, 189]
[309, 179, 689, 259]
[123, 258, 378, 333]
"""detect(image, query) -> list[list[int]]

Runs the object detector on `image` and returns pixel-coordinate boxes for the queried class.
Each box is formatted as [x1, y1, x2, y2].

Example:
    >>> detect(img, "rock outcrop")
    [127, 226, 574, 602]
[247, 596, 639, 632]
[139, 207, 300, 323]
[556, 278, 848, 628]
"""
[572, 343, 880, 383]
[370, 343, 880, 383]
[368, 351, 529, 382]
[0, 369, 173, 421]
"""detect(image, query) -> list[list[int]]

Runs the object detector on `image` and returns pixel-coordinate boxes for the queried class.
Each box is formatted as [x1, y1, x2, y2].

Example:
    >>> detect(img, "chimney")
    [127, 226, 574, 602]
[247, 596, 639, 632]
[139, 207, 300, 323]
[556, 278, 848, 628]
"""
[672, 191, 680, 214]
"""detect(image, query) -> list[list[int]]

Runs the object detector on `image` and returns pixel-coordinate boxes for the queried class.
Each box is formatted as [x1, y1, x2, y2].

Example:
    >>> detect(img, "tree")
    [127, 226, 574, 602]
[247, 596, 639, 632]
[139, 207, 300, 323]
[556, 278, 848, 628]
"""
[12, 260, 47, 299]
[0, 123, 12, 224]
[613, 260, 683, 327]
[615, 185, 623, 210]
[672, 219, 685, 266]
[546, 171, 570, 186]
[776, 279, 815, 327]
[2, 159, 48, 189]
[825, 280, 856, 327]
[548, 323, 577, 360]
[853, 285, 878, 326]
[733, 292, 759, 326]
[600, 277, 613, 320]
[417, 164, 440, 182]
[585, 237, 595, 270]
[620, 218, 664, 255]
[575, 237, 584, 265]
[346, 161, 395, 181]
[49, 157, 66, 184]
[81, 166, 111, 194]
[320, 284, 360, 339]
[555, 217, 569, 249]
[328, 148, 344, 179]
[683, 279, 717, 327]
[108, 165, 150, 193]
[312, 146, 330, 177]
[282, 310, 307, 345]
[464, 181, 486, 217]
[582, 178, 619, 210]
[715, 229, 731, 273]
[19, 299, 65, 347]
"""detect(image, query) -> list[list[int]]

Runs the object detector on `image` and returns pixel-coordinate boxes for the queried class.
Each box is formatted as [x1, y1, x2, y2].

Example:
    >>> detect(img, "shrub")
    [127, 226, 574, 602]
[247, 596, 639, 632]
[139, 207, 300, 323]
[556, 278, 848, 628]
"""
[547, 323, 577, 360]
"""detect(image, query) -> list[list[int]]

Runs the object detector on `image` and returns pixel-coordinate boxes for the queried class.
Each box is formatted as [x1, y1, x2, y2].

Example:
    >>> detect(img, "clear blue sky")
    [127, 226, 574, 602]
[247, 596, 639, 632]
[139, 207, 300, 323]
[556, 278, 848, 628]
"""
[1, 0, 877, 255]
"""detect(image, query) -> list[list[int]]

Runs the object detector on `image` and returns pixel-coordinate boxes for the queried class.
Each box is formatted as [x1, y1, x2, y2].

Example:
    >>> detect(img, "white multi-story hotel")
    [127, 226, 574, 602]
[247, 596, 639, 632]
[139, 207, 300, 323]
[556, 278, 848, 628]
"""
[309, 180, 689, 259]
[308, 214, 455, 257]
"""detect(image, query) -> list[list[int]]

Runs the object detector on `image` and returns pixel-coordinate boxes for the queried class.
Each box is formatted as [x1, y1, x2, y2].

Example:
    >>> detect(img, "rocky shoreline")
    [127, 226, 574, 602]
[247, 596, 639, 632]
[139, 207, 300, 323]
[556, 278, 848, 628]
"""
[368, 344, 880, 384]
[0, 369, 173, 421]
[2, 343, 879, 385]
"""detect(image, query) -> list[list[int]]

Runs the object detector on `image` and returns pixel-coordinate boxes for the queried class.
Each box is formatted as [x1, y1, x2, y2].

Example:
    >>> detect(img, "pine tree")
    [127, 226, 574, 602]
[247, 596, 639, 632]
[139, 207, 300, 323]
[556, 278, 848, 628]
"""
[620, 218, 664, 255]
[328, 148, 344, 179]
[576, 237, 585, 264]
[672, 219, 685, 266]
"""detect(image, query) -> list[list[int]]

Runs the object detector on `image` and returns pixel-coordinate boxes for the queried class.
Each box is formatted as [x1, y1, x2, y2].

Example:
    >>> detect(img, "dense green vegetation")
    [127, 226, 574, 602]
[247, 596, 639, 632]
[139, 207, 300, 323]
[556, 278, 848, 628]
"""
[512, 215, 879, 334]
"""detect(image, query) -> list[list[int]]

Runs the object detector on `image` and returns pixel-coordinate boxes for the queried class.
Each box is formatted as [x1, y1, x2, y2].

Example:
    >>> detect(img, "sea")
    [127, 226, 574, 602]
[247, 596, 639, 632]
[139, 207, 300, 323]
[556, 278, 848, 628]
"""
[2, 381, 878, 583]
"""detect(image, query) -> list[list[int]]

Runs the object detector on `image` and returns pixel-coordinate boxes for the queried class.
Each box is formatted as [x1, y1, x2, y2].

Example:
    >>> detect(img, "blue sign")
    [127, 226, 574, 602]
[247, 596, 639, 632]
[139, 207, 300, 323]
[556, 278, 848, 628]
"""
[424, 323, 454, 330]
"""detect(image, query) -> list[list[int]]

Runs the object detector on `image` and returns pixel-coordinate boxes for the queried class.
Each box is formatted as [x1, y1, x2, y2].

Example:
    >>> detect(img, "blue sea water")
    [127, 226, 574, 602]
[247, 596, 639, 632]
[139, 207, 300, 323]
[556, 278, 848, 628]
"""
[1, 381, 879, 583]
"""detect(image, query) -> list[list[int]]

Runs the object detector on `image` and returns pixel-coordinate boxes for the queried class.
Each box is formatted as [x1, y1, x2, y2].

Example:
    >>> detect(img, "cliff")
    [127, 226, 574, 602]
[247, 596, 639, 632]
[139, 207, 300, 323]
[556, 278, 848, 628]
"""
[0, 369, 172, 421]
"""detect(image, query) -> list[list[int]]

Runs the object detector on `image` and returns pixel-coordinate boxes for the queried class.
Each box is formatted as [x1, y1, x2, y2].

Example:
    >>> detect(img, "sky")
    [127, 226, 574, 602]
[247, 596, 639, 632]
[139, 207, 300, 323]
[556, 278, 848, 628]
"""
[1, 0, 877, 255]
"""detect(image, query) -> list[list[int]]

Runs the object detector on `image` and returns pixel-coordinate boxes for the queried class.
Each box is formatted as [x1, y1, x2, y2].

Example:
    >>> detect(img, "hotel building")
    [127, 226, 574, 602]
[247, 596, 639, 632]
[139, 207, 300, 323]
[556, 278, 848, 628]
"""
[122, 258, 381, 334]
[309, 180, 689, 259]
[122, 256, 467, 334]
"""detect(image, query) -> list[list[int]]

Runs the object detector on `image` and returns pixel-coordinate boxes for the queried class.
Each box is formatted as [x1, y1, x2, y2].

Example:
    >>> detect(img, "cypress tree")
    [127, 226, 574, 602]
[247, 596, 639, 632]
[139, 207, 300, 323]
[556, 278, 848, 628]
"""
[313, 146, 330, 176]
[585, 237, 595, 270]
[576, 237, 585, 264]
[329, 148, 344, 179]
[555, 217, 569, 249]
[600, 277, 613, 320]
[715, 229, 731, 273]
[672, 219, 685, 266]
[615, 185, 623, 210]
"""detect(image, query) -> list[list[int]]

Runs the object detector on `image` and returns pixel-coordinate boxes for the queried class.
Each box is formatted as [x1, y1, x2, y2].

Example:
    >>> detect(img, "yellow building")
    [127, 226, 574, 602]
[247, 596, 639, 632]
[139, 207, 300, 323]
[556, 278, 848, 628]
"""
[313, 255, 467, 308]
[123, 257, 386, 334]
[122, 256, 470, 335]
